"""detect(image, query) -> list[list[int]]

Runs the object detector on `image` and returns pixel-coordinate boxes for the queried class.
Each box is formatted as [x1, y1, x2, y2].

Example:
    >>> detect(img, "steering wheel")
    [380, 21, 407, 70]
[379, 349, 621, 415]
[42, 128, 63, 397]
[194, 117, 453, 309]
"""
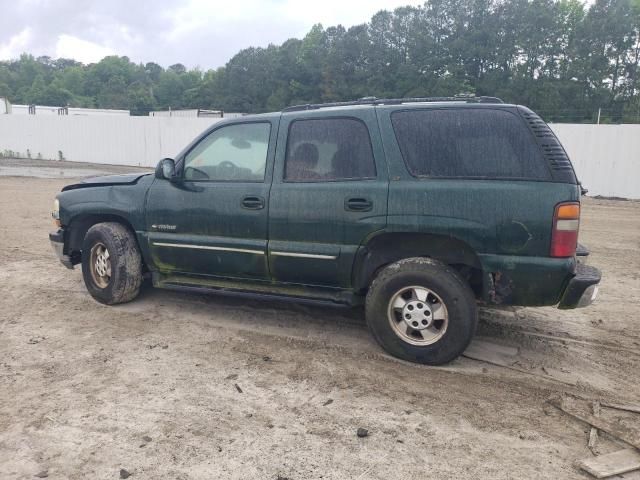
[217, 161, 239, 179]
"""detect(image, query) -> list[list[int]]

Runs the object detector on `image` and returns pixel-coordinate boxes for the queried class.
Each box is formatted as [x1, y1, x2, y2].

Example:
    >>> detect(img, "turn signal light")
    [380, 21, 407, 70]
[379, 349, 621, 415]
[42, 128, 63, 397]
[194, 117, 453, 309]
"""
[550, 202, 580, 257]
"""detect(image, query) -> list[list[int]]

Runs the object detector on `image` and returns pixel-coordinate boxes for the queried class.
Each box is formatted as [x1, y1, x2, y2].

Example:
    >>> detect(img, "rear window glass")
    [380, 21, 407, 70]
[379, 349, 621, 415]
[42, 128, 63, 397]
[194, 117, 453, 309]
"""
[391, 109, 550, 179]
[285, 118, 376, 182]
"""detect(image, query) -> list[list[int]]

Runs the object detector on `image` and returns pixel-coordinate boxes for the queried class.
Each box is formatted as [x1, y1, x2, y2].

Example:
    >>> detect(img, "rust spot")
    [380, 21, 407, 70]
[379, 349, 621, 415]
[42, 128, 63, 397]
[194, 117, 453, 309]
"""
[489, 271, 514, 304]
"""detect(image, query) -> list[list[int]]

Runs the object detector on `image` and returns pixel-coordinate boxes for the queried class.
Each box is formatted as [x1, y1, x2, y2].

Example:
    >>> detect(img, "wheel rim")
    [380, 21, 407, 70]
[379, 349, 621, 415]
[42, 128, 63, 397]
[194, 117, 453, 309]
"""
[387, 286, 449, 346]
[89, 242, 111, 289]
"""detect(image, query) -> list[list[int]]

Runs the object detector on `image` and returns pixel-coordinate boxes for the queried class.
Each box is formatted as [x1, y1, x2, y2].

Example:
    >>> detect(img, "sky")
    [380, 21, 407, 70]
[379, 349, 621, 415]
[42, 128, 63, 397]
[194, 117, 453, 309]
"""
[0, 0, 425, 69]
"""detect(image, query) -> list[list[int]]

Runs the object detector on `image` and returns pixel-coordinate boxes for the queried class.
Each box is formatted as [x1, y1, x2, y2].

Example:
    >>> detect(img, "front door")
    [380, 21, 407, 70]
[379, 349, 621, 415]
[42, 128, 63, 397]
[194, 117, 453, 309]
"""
[268, 110, 388, 288]
[145, 118, 278, 280]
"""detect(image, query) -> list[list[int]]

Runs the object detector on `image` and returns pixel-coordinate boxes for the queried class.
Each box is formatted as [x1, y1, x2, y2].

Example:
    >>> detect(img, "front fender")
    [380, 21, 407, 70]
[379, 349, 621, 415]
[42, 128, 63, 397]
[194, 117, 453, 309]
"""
[58, 178, 152, 229]
[55, 179, 153, 266]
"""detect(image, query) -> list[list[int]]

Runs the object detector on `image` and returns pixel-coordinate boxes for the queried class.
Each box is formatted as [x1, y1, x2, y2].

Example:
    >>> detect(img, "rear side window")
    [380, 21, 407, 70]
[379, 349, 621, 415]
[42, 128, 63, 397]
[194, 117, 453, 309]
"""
[391, 109, 550, 180]
[285, 118, 376, 182]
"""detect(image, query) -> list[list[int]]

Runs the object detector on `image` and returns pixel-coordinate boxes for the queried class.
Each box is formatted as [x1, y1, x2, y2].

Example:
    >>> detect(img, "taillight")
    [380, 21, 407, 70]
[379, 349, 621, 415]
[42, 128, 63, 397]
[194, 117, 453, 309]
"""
[550, 202, 580, 257]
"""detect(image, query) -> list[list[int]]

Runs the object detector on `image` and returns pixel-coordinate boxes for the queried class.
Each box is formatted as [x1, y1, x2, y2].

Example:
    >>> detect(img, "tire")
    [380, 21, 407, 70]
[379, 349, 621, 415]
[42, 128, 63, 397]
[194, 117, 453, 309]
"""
[81, 222, 142, 305]
[365, 257, 477, 365]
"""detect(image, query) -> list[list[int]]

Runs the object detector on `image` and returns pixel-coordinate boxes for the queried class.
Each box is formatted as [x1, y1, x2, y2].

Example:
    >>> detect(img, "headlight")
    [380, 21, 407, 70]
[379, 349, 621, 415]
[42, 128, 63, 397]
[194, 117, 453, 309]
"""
[52, 198, 60, 226]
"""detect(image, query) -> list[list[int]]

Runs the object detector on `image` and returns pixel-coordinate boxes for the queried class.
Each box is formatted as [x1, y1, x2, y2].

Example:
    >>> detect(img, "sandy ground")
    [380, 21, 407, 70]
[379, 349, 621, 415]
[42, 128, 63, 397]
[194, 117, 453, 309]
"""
[1, 159, 639, 480]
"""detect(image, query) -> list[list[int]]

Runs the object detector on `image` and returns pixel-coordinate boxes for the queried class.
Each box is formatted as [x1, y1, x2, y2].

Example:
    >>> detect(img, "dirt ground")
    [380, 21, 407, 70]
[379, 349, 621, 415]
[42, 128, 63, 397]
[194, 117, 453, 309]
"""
[1, 159, 639, 480]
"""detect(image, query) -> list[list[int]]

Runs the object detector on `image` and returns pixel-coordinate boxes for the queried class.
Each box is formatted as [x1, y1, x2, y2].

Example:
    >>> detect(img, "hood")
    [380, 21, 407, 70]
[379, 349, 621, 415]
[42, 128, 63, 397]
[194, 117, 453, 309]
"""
[62, 173, 150, 191]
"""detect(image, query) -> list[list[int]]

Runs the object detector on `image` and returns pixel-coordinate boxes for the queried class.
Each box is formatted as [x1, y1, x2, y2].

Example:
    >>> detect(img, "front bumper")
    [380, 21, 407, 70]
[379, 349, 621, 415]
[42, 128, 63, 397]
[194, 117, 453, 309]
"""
[557, 263, 601, 309]
[49, 229, 74, 269]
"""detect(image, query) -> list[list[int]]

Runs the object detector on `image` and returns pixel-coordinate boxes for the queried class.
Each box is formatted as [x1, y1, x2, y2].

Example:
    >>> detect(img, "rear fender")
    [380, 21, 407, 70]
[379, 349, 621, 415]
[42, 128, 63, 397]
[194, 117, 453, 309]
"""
[352, 232, 482, 294]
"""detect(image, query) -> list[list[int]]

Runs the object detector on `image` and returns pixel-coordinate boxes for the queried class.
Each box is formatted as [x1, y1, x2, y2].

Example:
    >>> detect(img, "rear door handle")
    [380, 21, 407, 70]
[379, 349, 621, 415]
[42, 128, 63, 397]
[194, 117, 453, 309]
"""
[242, 196, 265, 210]
[345, 197, 373, 212]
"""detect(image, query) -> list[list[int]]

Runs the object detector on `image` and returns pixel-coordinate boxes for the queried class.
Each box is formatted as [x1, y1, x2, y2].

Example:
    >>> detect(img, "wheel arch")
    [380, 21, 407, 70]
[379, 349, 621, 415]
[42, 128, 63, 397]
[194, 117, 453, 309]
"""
[352, 232, 483, 297]
[65, 213, 145, 268]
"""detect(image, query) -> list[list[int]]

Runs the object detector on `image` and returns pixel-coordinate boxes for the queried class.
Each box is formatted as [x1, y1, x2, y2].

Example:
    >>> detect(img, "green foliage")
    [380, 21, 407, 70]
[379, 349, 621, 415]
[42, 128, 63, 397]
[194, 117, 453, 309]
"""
[0, 0, 638, 121]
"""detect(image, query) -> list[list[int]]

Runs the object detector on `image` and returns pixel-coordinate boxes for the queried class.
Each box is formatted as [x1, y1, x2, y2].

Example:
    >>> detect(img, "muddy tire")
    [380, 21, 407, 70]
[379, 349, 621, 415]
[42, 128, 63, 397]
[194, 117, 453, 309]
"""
[81, 222, 142, 305]
[365, 257, 477, 365]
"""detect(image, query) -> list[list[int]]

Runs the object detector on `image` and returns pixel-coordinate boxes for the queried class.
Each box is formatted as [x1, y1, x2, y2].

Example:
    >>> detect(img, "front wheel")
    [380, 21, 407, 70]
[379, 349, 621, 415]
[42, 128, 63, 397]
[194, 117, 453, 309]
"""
[365, 258, 477, 365]
[81, 222, 142, 305]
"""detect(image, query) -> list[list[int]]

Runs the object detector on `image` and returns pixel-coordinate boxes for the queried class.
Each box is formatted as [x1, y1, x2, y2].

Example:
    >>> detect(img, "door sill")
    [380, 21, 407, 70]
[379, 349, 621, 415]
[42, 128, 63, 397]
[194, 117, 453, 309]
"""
[152, 272, 362, 306]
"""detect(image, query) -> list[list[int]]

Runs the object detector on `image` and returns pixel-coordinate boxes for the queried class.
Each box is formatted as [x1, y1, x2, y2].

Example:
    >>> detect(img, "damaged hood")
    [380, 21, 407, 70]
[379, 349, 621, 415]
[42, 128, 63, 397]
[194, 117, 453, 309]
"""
[62, 173, 150, 191]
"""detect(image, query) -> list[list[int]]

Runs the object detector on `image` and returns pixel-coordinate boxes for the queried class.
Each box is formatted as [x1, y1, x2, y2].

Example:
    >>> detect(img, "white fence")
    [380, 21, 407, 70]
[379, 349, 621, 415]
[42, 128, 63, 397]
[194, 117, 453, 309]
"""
[0, 115, 220, 167]
[0, 115, 638, 198]
[550, 124, 640, 199]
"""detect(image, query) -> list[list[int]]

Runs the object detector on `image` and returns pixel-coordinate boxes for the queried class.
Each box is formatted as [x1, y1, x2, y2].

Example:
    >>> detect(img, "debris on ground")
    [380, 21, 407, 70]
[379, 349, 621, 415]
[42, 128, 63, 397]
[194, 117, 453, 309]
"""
[588, 401, 601, 455]
[578, 449, 640, 479]
[601, 402, 640, 415]
[461, 339, 545, 380]
[548, 395, 640, 450]
[462, 339, 519, 366]
[357, 428, 369, 438]
[550, 394, 640, 478]
[235, 384, 243, 393]
[34, 471, 48, 478]
[119, 468, 131, 479]
[322, 399, 333, 406]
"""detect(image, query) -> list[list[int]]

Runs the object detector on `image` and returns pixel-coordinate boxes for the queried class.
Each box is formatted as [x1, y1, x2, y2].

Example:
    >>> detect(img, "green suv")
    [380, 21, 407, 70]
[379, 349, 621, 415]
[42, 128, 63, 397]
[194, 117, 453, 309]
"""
[50, 96, 601, 365]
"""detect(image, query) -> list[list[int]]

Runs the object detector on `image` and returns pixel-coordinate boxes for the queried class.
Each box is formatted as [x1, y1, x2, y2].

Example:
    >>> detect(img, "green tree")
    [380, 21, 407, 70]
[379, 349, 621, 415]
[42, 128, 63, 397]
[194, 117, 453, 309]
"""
[0, 0, 639, 121]
[155, 70, 185, 109]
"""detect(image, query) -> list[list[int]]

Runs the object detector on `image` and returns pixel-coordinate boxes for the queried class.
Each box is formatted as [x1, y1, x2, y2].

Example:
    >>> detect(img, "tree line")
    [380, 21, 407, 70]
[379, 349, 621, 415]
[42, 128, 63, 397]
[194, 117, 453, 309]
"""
[1, 0, 639, 123]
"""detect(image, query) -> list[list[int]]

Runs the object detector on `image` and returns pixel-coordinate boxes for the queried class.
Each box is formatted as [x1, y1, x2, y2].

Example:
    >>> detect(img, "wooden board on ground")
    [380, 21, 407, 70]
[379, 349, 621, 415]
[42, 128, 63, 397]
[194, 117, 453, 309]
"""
[578, 449, 640, 478]
[463, 338, 519, 365]
[549, 396, 640, 450]
[602, 402, 640, 415]
[589, 401, 601, 454]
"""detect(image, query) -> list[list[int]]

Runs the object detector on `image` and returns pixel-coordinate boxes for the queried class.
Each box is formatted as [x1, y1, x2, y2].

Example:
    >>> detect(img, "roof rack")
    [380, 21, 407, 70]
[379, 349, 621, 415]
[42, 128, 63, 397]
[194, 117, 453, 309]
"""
[283, 95, 504, 112]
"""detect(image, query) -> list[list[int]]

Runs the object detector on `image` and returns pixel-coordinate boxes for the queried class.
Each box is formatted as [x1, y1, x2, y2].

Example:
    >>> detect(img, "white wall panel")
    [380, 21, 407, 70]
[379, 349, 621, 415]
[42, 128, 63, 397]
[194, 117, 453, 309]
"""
[0, 115, 220, 167]
[549, 124, 640, 199]
[0, 115, 638, 198]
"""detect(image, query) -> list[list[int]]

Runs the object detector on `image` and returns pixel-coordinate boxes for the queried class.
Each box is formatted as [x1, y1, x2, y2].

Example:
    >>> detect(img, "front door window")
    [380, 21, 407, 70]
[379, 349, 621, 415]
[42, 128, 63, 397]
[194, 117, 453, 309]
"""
[183, 122, 271, 182]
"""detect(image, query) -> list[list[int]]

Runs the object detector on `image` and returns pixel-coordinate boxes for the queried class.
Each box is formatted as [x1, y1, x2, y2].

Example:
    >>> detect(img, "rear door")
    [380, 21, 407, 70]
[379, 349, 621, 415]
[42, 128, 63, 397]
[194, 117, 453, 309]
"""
[268, 108, 388, 288]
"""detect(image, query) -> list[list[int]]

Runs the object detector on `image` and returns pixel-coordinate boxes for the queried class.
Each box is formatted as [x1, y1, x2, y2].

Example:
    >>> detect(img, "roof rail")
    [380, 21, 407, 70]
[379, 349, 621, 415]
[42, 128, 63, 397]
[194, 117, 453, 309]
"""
[283, 95, 504, 112]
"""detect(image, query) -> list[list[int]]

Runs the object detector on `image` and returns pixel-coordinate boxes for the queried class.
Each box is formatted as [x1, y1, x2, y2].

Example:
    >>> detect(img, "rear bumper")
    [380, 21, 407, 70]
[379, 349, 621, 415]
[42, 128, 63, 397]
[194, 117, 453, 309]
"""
[557, 263, 601, 309]
[480, 254, 575, 306]
[479, 252, 601, 307]
[49, 229, 74, 269]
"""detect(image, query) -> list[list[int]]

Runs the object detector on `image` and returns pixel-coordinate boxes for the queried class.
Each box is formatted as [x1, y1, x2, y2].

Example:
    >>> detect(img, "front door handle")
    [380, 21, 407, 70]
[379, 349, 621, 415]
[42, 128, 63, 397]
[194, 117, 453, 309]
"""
[345, 197, 373, 212]
[242, 196, 265, 210]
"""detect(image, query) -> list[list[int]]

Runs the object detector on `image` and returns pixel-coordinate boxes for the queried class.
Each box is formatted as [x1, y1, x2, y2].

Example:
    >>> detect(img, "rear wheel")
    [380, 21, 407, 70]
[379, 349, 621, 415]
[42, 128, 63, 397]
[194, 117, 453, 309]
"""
[365, 258, 477, 365]
[81, 222, 142, 305]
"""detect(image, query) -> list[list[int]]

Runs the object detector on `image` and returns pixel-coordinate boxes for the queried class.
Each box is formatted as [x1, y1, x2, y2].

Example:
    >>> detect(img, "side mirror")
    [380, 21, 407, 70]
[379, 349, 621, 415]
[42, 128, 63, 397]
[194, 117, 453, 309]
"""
[155, 158, 176, 181]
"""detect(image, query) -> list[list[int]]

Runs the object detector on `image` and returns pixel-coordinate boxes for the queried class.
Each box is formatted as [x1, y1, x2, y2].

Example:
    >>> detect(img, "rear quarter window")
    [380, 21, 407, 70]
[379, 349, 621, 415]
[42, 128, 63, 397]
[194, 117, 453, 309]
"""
[391, 109, 551, 180]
